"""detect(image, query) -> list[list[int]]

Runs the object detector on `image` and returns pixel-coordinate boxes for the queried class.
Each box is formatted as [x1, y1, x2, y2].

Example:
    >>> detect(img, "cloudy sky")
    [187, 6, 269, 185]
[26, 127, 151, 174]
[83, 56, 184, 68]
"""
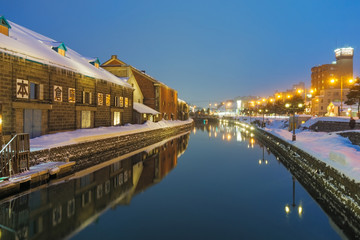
[2, 0, 360, 107]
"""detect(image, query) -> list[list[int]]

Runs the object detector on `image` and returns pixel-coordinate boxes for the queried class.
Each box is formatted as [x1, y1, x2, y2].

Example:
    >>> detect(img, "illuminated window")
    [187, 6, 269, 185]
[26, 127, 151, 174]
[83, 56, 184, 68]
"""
[106, 94, 110, 106]
[125, 98, 128, 107]
[68, 88, 76, 103]
[114, 112, 121, 125]
[97, 93, 103, 106]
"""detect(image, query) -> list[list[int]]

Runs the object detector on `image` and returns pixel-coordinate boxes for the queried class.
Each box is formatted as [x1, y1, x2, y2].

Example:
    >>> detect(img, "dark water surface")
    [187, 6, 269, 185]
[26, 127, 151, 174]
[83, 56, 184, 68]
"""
[0, 122, 345, 240]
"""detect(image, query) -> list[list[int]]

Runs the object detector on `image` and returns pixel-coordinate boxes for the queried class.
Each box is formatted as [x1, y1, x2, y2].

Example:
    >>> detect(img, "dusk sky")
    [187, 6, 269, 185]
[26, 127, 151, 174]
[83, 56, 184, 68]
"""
[2, 0, 360, 107]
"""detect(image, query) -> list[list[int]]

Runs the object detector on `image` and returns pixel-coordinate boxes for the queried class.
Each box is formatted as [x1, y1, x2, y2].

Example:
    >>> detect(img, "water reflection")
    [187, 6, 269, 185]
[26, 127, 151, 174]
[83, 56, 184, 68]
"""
[0, 133, 190, 240]
[194, 120, 273, 161]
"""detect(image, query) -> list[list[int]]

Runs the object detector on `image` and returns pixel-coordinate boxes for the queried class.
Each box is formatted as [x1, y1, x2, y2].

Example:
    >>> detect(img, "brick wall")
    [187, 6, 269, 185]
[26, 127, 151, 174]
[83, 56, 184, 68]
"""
[131, 70, 156, 109]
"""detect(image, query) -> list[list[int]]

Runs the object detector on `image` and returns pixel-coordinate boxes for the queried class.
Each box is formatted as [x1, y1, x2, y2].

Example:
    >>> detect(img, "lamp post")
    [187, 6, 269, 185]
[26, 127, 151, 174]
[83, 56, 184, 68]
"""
[330, 77, 354, 116]
[285, 103, 303, 141]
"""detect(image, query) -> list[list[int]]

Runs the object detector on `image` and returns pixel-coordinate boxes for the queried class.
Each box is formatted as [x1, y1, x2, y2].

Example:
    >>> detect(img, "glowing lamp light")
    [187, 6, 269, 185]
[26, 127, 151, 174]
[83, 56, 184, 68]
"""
[330, 79, 336, 84]
[285, 205, 290, 214]
[287, 95, 291, 99]
[0, 117, 2, 125]
[285, 103, 291, 108]
[227, 134, 231, 141]
[298, 103, 303, 108]
[258, 160, 262, 165]
[349, 79, 354, 84]
[298, 206, 303, 216]
[262, 98, 266, 102]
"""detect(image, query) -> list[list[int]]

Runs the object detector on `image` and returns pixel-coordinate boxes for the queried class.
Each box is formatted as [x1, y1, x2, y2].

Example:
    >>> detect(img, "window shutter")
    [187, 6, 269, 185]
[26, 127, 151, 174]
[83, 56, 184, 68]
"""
[39, 84, 44, 100]
[82, 91, 85, 103]
[89, 92, 92, 104]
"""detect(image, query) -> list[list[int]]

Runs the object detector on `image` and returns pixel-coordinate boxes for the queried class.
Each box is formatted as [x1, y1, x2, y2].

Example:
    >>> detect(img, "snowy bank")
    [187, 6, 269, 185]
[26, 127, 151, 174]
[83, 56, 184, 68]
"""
[265, 127, 360, 182]
[30, 119, 193, 151]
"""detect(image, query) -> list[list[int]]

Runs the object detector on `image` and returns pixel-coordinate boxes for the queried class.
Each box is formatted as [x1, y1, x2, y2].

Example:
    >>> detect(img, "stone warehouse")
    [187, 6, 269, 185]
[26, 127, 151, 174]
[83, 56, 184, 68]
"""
[0, 17, 133, 143]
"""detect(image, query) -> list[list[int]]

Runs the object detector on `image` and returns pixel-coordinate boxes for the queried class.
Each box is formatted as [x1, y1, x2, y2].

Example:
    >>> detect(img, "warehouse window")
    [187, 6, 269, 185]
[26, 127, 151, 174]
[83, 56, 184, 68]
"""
[30, 83, 43, 100]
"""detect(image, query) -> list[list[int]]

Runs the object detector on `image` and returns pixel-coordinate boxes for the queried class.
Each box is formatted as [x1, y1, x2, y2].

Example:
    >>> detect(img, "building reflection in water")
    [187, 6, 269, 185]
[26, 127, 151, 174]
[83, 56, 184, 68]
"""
[0, 133, 190, 240]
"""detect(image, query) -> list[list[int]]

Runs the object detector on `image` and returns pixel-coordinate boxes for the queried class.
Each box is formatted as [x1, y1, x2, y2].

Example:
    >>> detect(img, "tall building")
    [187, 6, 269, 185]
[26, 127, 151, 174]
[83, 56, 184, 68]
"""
[311, 47, 354, 116]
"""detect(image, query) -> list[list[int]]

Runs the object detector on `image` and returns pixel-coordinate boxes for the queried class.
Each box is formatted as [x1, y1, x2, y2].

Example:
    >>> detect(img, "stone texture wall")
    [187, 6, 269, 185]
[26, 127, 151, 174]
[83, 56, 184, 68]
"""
[308, 120, 360, 132]
[29, 122, 193, 171]
[0, 51, 133, 139]
[338, 132, 360, 146]
[254, 127, 360, 238]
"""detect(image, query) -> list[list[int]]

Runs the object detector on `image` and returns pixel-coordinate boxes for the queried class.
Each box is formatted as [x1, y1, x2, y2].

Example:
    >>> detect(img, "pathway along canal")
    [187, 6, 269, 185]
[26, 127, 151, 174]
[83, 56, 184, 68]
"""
[0, 122, 351, 239]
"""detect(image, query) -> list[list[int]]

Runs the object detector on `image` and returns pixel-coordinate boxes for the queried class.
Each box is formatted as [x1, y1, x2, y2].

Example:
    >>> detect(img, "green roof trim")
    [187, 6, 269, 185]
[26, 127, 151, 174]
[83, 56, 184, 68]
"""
[89, 57, 100, 66]
[0, 16, 11, 29]
[57, 42, 67, 51]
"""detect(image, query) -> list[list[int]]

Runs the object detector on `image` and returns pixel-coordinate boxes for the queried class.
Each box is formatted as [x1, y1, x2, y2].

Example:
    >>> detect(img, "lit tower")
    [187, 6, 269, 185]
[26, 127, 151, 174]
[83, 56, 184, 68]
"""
[334, 47, 353, 81]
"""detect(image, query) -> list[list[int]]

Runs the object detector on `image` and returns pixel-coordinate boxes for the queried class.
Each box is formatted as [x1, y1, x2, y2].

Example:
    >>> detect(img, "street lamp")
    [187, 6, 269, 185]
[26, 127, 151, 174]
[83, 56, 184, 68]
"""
[285, 103, 303, 141]
[330, 77, 354, 116]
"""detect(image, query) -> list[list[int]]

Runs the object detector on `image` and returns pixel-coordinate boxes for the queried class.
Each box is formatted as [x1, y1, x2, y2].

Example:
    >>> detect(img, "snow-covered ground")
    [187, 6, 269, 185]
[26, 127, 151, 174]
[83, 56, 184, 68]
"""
[255, 117, 360, 182]
[30, 119, 193, 151]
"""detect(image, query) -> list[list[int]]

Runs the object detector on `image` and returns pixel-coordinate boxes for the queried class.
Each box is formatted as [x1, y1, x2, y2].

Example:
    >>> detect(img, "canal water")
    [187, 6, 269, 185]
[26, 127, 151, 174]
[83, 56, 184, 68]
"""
[0, 121, 346, 240]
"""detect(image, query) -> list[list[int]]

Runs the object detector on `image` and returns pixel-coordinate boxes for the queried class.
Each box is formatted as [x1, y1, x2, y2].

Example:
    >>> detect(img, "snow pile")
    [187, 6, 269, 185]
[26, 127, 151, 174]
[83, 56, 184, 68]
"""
[133, 103, 160, 114]
[266, 119, 288, 129]
[266, 127, 360, 182]
[30, 119, 193, 151]
[0, 19, 131, 88]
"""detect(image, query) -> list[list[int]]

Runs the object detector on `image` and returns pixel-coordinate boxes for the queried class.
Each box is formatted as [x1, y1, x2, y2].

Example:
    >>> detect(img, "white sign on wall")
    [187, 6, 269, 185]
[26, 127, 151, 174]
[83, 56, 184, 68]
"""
[16, 79, 29, 99]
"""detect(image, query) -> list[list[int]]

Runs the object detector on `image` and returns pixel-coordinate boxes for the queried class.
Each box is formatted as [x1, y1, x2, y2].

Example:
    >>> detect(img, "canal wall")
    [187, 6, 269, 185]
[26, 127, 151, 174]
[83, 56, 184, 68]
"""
[29, 121, 193, 171]
[253, 127, 360, 239]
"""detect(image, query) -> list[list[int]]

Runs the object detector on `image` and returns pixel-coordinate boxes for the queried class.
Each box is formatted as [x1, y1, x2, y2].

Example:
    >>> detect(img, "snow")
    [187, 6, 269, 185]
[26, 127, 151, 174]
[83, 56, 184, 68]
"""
[30, 119, 193, 151]
[265, 127, 360, 182]
[0, 20, 131, 88]
[133, 102, 160, 114]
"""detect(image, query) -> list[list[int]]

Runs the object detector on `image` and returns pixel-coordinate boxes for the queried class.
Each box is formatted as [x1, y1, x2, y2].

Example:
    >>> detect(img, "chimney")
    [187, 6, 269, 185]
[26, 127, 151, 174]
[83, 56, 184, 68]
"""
[111, 55, 117, 59]
[141, 70, 146, 73]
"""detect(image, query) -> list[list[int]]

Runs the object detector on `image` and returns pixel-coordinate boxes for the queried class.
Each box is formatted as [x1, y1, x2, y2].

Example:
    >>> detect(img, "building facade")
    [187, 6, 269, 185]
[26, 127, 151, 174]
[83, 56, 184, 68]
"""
[101, 55, 178, 120]
[311, 47, 354, 116]
[0, 17, 133, 143]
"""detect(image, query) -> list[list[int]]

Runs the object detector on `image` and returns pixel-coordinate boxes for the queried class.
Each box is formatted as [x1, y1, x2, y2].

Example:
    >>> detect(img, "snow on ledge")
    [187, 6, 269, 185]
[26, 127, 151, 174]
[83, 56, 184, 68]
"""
[30, 119, 193, 151]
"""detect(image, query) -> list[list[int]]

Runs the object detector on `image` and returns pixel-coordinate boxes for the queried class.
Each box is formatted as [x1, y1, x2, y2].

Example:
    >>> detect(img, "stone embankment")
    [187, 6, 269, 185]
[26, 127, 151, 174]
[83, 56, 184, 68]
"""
[338, 132, 360, 146]
[30, 122, 193, 171]
[309, 121, 360, 132]
[253, 127, 360, 239]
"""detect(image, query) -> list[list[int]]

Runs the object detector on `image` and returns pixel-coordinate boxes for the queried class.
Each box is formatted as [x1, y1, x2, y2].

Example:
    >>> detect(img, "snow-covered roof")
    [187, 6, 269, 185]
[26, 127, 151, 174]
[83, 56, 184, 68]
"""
[133, 102, 160, 115]
[0, 19, 132, 89]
